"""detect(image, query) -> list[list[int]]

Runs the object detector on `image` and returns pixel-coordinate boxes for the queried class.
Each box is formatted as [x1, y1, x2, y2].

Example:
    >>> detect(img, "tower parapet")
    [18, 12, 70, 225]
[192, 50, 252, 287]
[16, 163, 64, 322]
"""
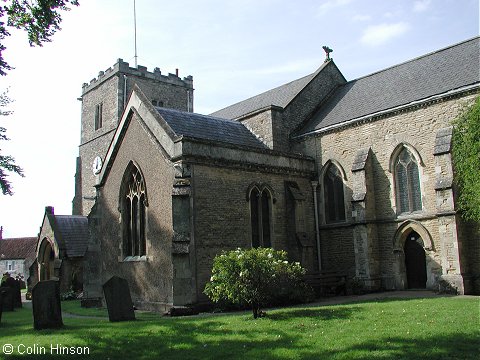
[82, 58, 193, 96]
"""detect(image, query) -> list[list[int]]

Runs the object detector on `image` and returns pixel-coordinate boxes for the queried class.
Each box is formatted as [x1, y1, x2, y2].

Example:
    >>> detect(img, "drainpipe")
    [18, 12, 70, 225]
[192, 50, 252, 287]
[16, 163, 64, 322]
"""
[311, 181, 322, 271]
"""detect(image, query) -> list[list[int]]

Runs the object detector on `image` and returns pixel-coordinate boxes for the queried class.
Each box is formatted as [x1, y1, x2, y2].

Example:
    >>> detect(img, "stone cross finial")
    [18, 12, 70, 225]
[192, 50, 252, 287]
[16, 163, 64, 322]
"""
[322, 46, 333, 62]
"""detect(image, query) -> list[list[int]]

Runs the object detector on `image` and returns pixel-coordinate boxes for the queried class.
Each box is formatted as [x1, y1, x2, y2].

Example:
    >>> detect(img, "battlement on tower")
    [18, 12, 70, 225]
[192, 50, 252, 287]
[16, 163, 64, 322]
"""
[82, 58, 194, 95]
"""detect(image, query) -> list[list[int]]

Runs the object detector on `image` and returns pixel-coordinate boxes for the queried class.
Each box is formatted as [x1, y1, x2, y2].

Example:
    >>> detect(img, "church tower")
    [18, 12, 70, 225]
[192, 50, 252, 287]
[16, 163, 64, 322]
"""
[73, 59, 194, 215]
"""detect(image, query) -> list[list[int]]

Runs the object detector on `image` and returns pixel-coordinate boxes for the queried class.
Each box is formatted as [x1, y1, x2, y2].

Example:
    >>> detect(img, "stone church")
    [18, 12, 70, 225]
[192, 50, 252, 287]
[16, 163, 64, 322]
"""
[73, 37, 479, 311]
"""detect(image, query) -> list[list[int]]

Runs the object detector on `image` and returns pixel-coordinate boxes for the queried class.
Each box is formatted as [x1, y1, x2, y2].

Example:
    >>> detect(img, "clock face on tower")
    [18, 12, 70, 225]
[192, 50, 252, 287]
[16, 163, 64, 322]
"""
[92, 156, 103, 175]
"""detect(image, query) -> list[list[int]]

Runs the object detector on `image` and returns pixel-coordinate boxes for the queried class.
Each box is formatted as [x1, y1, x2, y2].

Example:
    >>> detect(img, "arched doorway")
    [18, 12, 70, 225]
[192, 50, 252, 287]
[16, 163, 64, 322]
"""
[404, 231, 427, 289]
[38, 238, 55, 281]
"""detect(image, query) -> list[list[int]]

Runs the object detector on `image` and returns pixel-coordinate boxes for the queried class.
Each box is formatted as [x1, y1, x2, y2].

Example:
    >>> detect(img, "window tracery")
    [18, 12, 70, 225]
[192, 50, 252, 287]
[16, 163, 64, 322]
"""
[122, 164, 147, 257]
[394, 147, 422, 213]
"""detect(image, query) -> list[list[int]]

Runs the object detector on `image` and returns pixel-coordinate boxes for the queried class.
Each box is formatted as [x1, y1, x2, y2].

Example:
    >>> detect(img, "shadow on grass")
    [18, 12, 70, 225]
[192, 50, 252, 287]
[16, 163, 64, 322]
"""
[6, 320, 477, 360]
[267, 307, 354, 321]
[293, 333, 480, 360]
[1, 297, 478, 360]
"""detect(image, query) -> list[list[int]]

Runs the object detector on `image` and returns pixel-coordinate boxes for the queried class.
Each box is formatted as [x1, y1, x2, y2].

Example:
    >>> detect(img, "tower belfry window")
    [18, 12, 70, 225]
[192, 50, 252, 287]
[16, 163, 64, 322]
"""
[94, 103, 103, 130]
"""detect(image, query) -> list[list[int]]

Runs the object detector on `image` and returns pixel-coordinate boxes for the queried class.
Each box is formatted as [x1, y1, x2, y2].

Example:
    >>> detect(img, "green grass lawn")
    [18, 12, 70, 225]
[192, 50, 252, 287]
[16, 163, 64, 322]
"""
[0, 296, 478, 359]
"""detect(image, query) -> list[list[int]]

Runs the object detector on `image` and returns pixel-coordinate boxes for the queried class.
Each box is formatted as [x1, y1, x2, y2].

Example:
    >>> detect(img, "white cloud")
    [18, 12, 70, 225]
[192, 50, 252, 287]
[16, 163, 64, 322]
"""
[413, 0, 432, 13]
[352, 14, 371, 22]
[317, 0, 353, 16]
[360, 22, 410, 46]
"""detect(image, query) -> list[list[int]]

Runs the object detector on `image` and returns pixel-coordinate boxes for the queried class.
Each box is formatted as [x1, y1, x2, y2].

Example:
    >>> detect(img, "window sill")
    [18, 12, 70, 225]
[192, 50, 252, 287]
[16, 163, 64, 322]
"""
[319, 220, 351, 229]
[121, 256, 148, 262]
[396, 211, 425, 219]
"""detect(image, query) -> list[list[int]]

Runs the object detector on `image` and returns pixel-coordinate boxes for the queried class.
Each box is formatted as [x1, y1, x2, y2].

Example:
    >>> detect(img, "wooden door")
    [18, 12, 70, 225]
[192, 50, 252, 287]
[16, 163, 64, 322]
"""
[404, 231, 427, 289]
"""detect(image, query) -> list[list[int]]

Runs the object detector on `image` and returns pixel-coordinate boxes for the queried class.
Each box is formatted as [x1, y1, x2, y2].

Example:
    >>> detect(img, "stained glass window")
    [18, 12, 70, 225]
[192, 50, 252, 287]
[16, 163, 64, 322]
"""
[250, 186, 272, 247]
[395, 147, 422, 213]
[324, 164, 346, 223]
[122, 165, 147, 257]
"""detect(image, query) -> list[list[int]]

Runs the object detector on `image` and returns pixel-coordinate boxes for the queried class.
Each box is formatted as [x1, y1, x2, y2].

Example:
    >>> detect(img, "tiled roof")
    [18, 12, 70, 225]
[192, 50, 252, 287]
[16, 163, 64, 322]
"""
[298, 37, 480, 135]
[155, 107, 267, 149]
[210, 63, 327, 120]
[0, 237, 37, 261]
[52, 215, 89, 258]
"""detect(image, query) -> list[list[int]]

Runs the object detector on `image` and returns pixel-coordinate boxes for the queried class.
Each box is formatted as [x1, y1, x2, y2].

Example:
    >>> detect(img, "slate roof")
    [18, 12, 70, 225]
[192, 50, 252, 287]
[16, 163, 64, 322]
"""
[0, 237, 37, 261]
[51, 215, 89, 258]
[298, 37, 480, 135]
[211, 62, 328, 120]
[155, 107, 267, 149]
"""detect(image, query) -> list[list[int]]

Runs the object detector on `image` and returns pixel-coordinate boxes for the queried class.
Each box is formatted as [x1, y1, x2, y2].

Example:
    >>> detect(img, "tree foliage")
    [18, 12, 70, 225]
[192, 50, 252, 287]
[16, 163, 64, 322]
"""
[0, 90, 24, 195]
[451, 96, 480, 221]
[0, 0, 79, 75]
[204, 247, 312, 318]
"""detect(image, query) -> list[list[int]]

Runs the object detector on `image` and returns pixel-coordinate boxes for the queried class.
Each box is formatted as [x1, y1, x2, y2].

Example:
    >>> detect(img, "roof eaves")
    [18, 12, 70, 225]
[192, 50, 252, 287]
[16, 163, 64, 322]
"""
[174, 134, 313, 161]
[293, 82, 480, 140]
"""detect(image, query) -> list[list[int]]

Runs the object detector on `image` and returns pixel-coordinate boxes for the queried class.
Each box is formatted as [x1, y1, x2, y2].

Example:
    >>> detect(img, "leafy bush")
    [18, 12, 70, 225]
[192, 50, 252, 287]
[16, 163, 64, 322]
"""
[204, 248, 312, 318]
[452, 96, 480, 221]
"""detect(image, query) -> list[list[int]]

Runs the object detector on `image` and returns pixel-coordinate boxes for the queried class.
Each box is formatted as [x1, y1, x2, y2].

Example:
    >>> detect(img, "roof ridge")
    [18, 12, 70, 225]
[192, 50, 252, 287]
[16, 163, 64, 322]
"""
[348, 36, 480, 84]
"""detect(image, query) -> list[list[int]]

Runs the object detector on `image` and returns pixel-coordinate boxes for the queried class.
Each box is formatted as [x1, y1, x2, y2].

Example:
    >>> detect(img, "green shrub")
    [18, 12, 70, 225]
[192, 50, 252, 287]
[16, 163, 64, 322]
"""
[204, 247, 312, 318]
[452, 96, 480, 221]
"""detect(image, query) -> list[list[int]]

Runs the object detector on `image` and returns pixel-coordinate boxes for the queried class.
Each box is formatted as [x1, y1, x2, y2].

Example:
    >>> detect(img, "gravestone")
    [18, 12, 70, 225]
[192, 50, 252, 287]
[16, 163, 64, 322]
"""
[0, 287, 14, 312]
[14, 279, 22, 308]
[103, 276, 135, 322]
[5, 278, 22, 308]
[32, 280, 63, 330]
[0, 292, 3, 324]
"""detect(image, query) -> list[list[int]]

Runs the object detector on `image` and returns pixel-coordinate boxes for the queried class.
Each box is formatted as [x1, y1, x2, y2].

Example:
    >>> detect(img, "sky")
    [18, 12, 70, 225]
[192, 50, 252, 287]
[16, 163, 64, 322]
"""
[0, 0, 478, 238]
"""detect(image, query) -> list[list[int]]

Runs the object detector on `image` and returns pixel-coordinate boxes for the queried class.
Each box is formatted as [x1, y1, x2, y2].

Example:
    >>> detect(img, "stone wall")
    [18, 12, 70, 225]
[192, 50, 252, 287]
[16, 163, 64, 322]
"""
[87, 112, 176, 311]
[192, 163, 317, 303]
[281, 61, 346, 152]
[294, 92, 479, 293]
[457, 219, 480, 293]
[0, 259, 28, 282]
[235, 60, 346, 153]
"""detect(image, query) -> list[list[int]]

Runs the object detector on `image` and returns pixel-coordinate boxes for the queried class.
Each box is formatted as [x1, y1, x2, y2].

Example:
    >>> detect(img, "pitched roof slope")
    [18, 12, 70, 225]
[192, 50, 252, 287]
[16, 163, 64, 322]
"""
[156, 107, 267, 149]
[211, 62, 329, 120]
[0, 237, 37, 261]
[298, 37, 480, 135]
[52, 215, 89, 258]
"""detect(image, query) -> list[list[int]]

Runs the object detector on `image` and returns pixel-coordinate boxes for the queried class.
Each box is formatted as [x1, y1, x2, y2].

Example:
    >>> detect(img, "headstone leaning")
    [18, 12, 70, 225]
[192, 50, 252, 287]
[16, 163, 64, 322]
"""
[103, 276, 136, 322]
[32, 280, 63, 330]
[0, 287, 14, 312]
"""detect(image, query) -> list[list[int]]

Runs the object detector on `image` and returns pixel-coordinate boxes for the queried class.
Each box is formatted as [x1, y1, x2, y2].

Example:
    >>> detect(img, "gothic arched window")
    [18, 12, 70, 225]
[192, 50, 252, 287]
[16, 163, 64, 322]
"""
[249, 185, 272, 248]
[394, 147, 422, 213]
[122, 163, 147, 257]
[323, 163, 346, 223]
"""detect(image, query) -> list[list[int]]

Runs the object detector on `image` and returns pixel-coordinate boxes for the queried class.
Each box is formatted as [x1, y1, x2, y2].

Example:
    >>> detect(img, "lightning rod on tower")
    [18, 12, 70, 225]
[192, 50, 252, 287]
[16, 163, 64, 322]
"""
[134, 0, 138, 67]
